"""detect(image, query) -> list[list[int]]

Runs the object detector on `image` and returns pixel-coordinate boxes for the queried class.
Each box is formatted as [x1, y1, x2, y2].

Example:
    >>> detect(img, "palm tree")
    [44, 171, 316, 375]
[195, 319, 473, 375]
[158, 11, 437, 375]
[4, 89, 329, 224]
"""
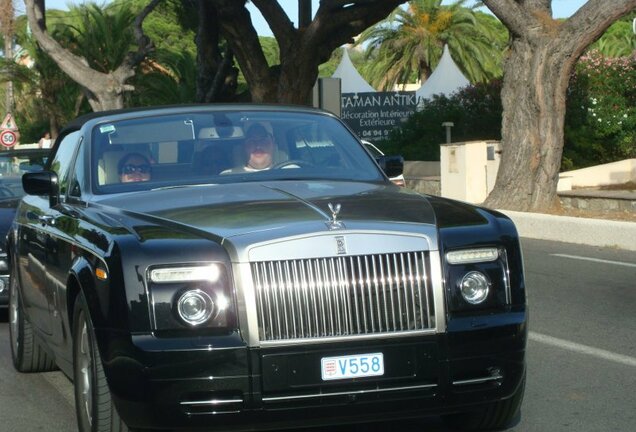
[357, 0, 507, 90]
[56, 3, 137, 75]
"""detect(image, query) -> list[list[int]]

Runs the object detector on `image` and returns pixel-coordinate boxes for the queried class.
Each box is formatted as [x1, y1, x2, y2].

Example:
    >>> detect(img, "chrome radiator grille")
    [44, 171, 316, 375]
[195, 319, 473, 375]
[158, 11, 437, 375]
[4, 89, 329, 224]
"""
[251, 251, 434, 342]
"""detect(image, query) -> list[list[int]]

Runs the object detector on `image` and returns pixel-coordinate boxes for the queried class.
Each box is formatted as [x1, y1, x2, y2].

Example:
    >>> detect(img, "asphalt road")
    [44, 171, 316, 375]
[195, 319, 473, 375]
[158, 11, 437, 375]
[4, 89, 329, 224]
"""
[0, 238, 634, 432]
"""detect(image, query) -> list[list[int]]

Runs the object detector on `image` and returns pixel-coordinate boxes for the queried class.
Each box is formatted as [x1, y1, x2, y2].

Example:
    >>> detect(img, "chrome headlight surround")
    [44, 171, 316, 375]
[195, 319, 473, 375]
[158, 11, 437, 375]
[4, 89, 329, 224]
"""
[147, 263, 235, 332]
[445, 247, 509, 311]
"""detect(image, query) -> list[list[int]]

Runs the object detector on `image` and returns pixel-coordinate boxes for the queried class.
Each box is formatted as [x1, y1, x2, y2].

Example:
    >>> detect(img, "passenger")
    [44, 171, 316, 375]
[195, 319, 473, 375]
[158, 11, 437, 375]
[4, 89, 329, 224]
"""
[118, 153, 152, 183]
[222, 124, 275, 174]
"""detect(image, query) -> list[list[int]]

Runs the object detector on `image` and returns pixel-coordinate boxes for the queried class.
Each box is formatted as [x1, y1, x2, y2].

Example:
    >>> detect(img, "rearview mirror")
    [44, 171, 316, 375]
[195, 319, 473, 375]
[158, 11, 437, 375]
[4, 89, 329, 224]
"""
[23, 171, 60, 207]
[377, 155, 404, 179]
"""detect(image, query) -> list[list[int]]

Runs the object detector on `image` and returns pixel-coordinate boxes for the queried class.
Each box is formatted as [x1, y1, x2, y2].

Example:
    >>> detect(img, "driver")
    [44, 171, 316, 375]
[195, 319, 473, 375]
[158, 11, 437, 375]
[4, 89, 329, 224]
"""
[222, 123, 275, 174]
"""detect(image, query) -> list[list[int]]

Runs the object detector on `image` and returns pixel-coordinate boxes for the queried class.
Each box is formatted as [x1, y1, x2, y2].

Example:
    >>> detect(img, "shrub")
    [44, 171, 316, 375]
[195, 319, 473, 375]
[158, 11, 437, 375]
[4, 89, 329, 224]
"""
[381, 52, 636, 170]
[380, 80, 503, 161]
[564, 51, 636, 169]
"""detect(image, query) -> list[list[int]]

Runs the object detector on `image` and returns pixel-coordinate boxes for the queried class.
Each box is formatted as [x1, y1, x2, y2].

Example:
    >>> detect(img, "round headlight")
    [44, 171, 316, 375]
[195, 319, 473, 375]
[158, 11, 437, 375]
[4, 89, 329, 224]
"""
[459, 271, 490, 304]
[177, 290, 214, 326]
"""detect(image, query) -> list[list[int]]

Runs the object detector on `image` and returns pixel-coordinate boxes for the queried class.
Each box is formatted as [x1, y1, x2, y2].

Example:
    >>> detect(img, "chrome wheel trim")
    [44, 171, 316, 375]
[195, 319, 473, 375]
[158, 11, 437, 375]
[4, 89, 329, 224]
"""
[8, 277, 19, 355]
[78, 314, 93, 427]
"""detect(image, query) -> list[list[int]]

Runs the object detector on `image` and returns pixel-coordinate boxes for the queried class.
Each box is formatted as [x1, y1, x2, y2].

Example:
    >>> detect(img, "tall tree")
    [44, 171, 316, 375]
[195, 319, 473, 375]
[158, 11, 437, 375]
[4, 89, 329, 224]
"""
[209, 0, 408, 104]
[24, 0, 161, 111]
[482, 0, 636, 212]
[0, 0, 15, 114]
[357, 0, 506, 90]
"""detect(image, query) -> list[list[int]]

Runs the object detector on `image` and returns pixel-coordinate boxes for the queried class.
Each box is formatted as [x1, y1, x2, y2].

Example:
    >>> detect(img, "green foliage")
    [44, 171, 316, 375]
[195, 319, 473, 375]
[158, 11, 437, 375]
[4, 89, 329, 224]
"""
[2, 14, 85, 142]
[381, 80, 502, 160]
[127, 50, 197, 106]
[385, 50, 636, 170]
[589, 12, 636, 58]
[356, 0, 507, 90]
[119, 0, 197, 57]
[564, 51, 636, 169]
[57, 3, 136, 73]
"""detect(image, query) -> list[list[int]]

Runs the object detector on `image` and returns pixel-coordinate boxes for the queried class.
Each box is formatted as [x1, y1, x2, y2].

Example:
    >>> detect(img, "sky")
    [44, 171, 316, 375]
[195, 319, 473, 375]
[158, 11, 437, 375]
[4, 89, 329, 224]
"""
[40, 0, 591, 37]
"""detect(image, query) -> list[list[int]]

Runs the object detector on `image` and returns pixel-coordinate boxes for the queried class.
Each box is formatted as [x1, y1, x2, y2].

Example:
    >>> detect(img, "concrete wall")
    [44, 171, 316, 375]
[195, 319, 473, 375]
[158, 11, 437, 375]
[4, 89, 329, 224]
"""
[404, 160, 440, 177]
[440, 140, 501, 204]
[559, 159, 636, 189]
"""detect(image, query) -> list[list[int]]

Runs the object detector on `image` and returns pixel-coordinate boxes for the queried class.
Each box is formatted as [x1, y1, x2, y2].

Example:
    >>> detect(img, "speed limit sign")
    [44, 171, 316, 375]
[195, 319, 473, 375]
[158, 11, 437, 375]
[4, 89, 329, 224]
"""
[0, 129, 17, 148]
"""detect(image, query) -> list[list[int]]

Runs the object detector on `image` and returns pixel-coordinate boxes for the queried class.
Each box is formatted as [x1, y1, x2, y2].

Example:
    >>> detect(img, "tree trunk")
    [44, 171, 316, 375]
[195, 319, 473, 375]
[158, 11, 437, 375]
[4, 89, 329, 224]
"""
[3, 35, 13, 114]
[275, 48, 317, 105]
[482, 0, 636, 212]
[484, 39, 573, 212]
[1, 0, 14, 114]
[211, 0, 406, 105]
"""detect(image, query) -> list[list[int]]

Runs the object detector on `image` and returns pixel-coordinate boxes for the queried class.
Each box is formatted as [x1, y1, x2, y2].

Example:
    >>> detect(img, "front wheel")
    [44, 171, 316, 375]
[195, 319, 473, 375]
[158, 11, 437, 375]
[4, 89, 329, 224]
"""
[9, 263, 56, 373]
[443, 371, 526, 431]
[73, 292, 129, 432]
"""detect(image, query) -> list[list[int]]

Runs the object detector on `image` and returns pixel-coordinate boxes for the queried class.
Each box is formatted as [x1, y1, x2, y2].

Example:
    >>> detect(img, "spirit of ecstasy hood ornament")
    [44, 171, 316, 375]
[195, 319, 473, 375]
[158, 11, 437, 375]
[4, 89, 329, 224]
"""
[326, 202, 344, 230]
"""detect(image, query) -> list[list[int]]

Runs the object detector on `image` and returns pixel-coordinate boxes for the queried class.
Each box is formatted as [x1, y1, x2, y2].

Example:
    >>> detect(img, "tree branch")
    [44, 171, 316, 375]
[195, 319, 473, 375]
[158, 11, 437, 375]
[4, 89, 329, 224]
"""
[561, 0, 636, 57]
[482, 0, 538, 39]
[211, 0, 276, 100]
[251, 0, 296, 53]
[122, 0, 162, 69]
[309, 0, 405, 48]
[24, 0, 105, 90]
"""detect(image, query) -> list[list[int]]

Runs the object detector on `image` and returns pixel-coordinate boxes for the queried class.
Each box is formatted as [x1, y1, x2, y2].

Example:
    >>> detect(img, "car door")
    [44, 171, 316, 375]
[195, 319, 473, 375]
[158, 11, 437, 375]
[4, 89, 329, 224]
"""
[16, 131, 82, 337]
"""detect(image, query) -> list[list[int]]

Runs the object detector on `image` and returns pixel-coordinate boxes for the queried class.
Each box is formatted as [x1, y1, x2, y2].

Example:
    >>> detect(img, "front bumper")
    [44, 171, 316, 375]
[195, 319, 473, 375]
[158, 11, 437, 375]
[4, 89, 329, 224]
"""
[98, 310, 527, 431]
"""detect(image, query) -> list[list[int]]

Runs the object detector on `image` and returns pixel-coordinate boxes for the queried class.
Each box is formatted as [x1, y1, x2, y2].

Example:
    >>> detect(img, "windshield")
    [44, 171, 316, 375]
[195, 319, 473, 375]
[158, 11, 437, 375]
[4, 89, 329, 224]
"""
[0, 149, 50, 200]
[91, 110, 383, 194]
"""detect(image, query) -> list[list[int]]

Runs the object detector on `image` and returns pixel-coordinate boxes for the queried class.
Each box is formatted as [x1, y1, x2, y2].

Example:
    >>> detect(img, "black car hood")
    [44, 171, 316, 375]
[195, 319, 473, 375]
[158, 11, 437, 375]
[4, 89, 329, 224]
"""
[97, 181, 437, 240]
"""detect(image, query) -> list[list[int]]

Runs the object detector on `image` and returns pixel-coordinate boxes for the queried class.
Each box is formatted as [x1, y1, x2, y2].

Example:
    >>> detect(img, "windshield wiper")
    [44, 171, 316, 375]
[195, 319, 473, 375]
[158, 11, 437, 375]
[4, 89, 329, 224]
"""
[150, 183, 218, 191]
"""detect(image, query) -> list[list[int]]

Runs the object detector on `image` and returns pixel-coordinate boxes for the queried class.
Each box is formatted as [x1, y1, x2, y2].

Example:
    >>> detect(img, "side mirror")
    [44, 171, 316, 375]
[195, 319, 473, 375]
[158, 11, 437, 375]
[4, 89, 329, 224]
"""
[377, 155, 404, 179]
[22, 171, 60, 207]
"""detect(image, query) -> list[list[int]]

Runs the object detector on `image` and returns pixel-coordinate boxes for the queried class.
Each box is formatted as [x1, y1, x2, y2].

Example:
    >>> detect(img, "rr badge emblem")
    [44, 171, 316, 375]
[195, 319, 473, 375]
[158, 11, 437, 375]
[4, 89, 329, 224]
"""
[335, 236, 347, 255]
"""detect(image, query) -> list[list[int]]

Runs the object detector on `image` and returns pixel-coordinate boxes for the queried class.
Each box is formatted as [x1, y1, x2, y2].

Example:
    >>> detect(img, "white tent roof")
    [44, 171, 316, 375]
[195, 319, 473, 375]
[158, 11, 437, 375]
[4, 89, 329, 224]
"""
[331, 49, 376, 93]
[416, 45, 470, 100]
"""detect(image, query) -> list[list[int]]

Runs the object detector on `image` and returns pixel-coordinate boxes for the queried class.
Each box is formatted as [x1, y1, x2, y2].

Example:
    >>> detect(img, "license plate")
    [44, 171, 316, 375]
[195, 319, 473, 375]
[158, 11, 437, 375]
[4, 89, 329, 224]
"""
[321, 353, 384, 381]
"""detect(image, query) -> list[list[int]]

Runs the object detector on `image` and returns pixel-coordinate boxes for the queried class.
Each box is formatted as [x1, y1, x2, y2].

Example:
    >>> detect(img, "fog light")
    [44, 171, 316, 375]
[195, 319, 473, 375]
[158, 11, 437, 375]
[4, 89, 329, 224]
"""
[460, 271, 489, 304]
[177, 290, 214, 326]
[0, 278, 6, 293]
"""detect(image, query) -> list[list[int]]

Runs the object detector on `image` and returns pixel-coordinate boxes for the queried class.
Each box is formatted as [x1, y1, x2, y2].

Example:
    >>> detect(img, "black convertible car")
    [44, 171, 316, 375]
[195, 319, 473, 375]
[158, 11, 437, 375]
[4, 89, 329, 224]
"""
[9, 105, 526, 432]
[0, 147, 49, 307]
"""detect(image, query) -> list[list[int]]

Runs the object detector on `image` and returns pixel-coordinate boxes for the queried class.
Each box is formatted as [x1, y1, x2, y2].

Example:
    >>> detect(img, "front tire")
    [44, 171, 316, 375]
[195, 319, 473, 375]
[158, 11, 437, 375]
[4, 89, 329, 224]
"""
[73, 292, 129, 432]
[8, 263, 56, 373]
[443, 371, 526, 431]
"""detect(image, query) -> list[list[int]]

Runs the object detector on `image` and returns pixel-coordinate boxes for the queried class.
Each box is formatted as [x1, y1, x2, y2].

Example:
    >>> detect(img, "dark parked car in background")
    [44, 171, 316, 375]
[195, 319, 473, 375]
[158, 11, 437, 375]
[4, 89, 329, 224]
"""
[8, 105, 526, 432]
[0, 148, 49, 307]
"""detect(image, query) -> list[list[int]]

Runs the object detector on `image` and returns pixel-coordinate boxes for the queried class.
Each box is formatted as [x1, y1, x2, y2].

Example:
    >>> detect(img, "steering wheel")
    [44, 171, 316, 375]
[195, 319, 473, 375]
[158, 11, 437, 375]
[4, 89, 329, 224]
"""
[271, 160, 313, 169]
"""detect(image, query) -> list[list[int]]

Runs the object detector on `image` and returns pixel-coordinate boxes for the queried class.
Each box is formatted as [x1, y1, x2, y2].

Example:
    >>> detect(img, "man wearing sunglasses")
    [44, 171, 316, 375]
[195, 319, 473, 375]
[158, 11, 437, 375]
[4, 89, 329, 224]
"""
[222, 123, 276, 174]
[118, 153, 152, 183]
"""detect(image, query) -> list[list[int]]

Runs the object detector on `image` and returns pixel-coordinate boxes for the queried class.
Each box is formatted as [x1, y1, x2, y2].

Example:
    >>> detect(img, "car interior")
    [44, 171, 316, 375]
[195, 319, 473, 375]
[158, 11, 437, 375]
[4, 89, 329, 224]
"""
[91, 111, 382, 193]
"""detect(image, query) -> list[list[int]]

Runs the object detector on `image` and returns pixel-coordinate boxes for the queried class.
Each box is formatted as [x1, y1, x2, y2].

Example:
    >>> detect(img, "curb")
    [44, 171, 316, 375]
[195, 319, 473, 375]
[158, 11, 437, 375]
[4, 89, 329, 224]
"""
[499, 210, 636, 251]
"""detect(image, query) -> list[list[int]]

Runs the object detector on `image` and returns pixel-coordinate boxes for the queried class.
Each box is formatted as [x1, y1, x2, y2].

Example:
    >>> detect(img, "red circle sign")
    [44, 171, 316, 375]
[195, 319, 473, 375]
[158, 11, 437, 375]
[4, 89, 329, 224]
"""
[0, 130, 17, 148]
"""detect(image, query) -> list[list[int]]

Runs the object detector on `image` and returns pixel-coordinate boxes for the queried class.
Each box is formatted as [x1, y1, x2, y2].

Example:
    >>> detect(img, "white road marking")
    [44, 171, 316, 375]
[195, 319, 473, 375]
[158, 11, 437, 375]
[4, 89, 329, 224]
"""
[550, 254, 636, 268]
[529, 331, 636, 368]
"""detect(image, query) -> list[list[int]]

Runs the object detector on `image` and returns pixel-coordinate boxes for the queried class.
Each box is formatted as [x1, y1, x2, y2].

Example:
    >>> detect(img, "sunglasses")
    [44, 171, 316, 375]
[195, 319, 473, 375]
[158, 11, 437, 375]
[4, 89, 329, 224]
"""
[122, 164, 151, 175]
[245, 135, 273, 146]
